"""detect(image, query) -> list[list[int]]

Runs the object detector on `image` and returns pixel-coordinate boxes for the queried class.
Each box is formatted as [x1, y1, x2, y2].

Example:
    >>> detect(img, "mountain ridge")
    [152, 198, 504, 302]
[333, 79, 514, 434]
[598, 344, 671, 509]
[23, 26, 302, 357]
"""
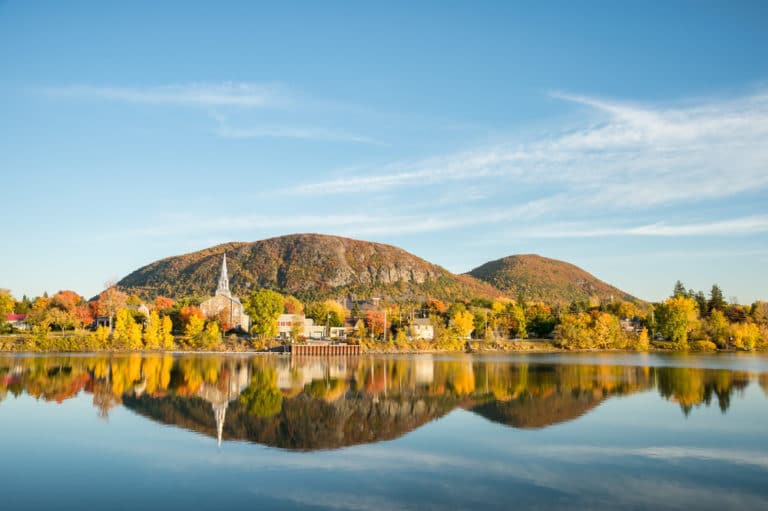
[117, 233, 640, 303]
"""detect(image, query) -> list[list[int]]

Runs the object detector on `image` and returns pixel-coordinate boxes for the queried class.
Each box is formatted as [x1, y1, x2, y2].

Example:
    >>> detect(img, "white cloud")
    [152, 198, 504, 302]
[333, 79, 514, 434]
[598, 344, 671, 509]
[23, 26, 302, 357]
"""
[289, 90, 768, 214]
[47, 82, 289, 108]
[520, 215, 768, 238]
[215, 123, 384, 145]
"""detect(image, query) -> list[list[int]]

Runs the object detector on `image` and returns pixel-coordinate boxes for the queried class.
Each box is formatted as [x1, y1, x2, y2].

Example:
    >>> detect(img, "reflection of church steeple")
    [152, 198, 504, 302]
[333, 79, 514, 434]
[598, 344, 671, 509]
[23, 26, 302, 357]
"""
[216, 253, 231, 297]
[213, 401, 227, 448]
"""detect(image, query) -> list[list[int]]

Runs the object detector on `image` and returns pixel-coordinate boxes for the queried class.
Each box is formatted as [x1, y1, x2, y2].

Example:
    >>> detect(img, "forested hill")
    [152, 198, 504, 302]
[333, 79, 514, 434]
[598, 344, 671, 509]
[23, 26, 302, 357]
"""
[116, 233, 503, 302]
[466, 254, 639, 305]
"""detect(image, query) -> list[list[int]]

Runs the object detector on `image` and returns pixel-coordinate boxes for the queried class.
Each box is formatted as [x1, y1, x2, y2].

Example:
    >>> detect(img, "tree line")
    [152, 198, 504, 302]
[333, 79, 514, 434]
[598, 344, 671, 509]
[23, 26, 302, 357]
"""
[1, 281, 766, 352]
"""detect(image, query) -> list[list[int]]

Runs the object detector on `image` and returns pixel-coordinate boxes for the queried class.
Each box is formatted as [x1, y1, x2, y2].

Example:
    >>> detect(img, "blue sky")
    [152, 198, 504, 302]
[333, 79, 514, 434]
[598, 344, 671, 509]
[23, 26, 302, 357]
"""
[1, 1, 767, 303]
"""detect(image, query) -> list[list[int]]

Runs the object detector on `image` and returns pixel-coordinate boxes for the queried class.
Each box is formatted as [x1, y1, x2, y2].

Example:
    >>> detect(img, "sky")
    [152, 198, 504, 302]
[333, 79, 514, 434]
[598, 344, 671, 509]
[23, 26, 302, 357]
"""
[1, 0, 767, 303]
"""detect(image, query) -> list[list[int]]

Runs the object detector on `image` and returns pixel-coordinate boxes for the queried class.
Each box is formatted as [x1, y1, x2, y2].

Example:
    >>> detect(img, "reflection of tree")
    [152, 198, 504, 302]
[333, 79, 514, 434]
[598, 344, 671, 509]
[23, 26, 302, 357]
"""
[656, 367, 750, 415]
[239, 368, 283, 418]
[2, 354, 767, 447]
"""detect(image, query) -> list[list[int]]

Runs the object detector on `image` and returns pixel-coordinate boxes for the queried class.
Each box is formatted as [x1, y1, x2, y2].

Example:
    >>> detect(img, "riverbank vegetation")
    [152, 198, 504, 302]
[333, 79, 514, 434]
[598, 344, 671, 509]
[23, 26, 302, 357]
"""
[1, 281, 766, 353]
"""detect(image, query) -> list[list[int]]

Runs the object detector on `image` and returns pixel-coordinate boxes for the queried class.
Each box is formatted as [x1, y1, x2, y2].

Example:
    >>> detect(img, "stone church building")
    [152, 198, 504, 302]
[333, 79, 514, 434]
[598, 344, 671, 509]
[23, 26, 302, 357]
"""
[200, 254, 250, 332]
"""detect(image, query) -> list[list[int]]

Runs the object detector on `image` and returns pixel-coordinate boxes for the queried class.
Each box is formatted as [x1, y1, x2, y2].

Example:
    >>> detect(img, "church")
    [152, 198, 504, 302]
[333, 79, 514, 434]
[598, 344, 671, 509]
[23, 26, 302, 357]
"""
[200, 254, 250, 332]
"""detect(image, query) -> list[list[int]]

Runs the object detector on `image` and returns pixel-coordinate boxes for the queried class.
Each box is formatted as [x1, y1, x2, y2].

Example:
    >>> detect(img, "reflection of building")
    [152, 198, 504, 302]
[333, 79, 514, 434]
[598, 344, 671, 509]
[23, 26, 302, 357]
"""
[415, 356, 434, 384]
[197, 361, 251, 447]
[275, 359, 349, 390]
[200, 254, 250, 331]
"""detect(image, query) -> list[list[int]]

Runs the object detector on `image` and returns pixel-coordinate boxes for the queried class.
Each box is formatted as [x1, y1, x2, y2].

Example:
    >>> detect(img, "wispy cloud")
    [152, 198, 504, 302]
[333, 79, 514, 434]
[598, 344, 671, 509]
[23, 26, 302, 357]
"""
[47, 82, 291, 108]
[47, 82, 383, 144]
[215, 121, 385, 145]
[522, 215, 768, 238]
[289, 90, 768, 213]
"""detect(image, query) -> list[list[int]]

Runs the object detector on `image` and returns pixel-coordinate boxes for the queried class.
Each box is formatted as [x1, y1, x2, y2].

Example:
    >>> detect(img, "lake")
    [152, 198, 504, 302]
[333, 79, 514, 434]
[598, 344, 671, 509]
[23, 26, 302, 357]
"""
[1, 352, 767, 510]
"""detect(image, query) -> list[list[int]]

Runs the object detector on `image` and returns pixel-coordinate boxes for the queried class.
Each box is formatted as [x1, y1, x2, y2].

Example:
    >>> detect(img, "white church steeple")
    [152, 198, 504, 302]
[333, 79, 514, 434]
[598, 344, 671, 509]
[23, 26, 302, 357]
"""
[216, 253, 231, 297]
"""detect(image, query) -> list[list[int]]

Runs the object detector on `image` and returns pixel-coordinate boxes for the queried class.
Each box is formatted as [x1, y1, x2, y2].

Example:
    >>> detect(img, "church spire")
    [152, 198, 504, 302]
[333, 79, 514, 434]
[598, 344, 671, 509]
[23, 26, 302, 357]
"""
[216, 253, 230, 297]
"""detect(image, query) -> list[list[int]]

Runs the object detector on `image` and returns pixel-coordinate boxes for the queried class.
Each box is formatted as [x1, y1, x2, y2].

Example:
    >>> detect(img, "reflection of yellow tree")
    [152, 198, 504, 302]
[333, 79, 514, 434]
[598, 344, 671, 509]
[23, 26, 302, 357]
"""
[240, 367, 283, 417]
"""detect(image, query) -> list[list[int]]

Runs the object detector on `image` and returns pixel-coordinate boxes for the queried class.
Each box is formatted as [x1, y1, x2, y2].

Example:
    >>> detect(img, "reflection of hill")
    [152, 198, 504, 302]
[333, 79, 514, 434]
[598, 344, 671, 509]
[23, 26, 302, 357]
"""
[468, 392, 603, 429]
[123, 393, 457, 450]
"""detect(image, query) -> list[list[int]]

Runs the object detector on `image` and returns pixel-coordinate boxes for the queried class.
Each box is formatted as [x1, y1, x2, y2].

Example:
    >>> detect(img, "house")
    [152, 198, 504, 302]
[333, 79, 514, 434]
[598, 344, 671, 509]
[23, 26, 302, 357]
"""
[200, 254, 251, 332]
[5, 313, 28, 330]
[276, 313, 334, 340]
[128, 303, 151, 317]
[411, 318, 434, 340]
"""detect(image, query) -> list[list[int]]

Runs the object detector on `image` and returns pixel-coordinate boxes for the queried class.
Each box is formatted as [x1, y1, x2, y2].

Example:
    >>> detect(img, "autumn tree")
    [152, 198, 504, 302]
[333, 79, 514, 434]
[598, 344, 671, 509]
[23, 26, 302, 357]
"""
[245, 289, 284, 340]
[160, 315, 174, 350]
[290, 314, 304, 341]
[451, 310, 474, 339]
[113, 309, 142, 349]
[179, 306, 205, 327]
[305, 300, 347, 327]
[198, 321, 221, 350]
[0, 289, 16, 316]
[656, 296, 699, 350]
[510, 303, 527, 339]
[144, 311, 162, 349]
[184, 315, 205, 346]
[283, 295, 304, 315]
[97, 286, 128, 331]
[636, 327, 650, 351]
[153, 296, 175, 313]
[752, 301, 768, 327]
[365, 310, 387, 338]
[707, 310, 730, 349]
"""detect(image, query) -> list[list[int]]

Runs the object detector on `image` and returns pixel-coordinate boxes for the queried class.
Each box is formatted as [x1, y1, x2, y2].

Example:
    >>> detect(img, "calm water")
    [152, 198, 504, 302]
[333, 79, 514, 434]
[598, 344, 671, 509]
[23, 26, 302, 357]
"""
[1, 352, 768, 510]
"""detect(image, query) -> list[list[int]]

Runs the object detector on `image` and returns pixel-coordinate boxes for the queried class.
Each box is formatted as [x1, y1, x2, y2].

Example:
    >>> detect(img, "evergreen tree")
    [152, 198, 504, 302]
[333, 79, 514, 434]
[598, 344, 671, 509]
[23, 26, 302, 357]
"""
[708, 284, 726, 313]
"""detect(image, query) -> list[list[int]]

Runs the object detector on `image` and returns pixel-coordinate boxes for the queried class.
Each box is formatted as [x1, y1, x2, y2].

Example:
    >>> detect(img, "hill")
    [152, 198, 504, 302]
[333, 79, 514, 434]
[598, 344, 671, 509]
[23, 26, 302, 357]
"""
[117, 233, 503, 302]
[466, 254, 638, 305]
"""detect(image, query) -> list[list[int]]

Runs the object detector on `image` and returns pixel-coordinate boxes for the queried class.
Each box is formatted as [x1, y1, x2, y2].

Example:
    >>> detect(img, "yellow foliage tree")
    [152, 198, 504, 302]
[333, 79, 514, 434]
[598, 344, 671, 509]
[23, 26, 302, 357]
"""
[731, 322, 762, 351]
[184, 315, 205, 347]
[112, 309, 136, 349]
[451, 310, 474, 339]
[160, 315, 174, 350]
[144, 311, 161, 349]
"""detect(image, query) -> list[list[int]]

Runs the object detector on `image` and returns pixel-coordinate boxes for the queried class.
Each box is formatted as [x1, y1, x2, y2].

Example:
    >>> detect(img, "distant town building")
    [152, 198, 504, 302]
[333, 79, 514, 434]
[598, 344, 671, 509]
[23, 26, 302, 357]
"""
[200, 254, 250, 332]
[276, 313, 349, 340]
[5, 313, 28, 330]
[411, 318, 434, 340]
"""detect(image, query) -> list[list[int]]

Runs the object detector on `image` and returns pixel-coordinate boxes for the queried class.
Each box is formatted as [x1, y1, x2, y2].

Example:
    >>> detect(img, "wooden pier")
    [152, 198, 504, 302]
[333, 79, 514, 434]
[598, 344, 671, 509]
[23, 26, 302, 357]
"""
[291, 343, 361, 356]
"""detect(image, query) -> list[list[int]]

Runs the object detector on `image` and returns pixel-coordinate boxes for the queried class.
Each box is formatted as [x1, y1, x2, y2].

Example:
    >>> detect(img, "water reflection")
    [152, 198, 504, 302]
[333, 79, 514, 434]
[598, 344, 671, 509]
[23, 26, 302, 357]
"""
[0, 354, 764, 450]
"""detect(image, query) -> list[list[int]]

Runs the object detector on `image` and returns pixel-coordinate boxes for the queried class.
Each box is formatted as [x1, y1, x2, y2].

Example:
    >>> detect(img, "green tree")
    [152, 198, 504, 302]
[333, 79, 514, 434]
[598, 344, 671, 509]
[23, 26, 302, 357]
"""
[708, 284, 726, 314]
[673, 280, 688, 298]
[198, 321, 221, 350]
[245, 289, 284, 339]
